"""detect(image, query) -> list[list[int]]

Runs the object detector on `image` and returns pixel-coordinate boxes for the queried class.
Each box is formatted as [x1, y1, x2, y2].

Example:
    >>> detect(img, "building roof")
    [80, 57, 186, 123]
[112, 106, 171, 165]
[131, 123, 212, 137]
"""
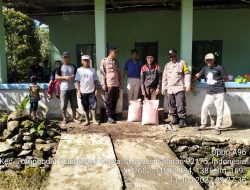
[2, 0, 250, 16]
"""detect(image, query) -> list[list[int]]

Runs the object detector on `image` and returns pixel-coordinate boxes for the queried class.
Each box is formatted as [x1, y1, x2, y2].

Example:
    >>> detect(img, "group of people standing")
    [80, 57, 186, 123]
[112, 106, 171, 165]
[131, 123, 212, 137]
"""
[28, 47, 228, 135]
[99, 47, 227, 135]
[123, 48, 191, 128]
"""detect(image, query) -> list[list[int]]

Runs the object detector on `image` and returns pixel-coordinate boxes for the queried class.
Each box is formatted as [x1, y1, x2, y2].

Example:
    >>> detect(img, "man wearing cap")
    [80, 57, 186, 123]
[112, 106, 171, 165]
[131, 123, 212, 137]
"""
[140, 53, 161, 100]
[56, 52, 79, 127]
[76, 55, 99, 126]
[123, 49, 143, 102]
[162, 49, 191, 128]
[194, 53, 228, 135]
[100, 47, 122, 124]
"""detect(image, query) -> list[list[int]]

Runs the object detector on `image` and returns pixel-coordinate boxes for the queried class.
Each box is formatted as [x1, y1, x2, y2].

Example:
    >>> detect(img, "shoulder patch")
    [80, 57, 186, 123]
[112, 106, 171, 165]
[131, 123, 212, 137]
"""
[183, 62, 190, 74]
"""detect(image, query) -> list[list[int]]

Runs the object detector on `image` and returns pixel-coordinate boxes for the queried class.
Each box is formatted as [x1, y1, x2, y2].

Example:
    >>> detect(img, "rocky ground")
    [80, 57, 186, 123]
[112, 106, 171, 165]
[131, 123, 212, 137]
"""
[0, 111, 62, 190]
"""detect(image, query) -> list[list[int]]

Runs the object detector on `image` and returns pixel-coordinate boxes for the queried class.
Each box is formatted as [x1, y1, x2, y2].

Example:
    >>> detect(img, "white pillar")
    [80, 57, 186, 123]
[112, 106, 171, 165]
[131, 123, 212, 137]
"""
[94, 0, 106, 76]
[180, 0, 193, 72]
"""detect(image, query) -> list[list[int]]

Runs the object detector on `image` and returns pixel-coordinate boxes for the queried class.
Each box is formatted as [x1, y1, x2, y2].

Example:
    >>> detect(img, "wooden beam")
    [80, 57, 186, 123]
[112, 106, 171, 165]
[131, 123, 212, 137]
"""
[109, 0, 119, 8]
[40, 1, 93, 7]
[29, 2, 44, 10]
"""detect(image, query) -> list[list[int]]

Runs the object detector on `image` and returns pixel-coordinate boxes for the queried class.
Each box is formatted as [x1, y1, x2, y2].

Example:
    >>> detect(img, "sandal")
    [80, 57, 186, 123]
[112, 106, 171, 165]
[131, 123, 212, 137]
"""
[199, 125, 206, 130]
[73, 119, 80, 124]
[214, 128, 221, 135]
[61, 120, 67, 128]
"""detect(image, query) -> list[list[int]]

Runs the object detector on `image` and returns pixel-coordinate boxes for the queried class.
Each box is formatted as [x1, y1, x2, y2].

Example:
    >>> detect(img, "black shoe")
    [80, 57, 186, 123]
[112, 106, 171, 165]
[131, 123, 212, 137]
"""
[171, 116, 178, 125]
[179, 119, 187, 128]
[164, 112, 169, 120]
[111, 113, 117, 121]
[107, 117, 116, 124]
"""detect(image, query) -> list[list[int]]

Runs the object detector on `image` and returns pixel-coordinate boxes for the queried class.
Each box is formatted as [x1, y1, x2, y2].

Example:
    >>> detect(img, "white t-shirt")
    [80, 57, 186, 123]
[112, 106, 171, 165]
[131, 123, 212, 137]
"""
[75, 67, 98, 94]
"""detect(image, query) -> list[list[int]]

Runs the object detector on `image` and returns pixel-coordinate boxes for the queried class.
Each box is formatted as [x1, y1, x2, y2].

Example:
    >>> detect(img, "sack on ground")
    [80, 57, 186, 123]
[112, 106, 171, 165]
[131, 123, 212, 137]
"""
[142, 100, 159, 125]
[127, 99, 142, 122]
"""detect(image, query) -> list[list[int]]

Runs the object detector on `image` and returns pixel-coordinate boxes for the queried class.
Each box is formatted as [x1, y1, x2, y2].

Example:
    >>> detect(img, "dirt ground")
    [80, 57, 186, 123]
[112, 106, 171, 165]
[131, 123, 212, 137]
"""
[66, 121, 168, 142]
[61, 119, 250, 145]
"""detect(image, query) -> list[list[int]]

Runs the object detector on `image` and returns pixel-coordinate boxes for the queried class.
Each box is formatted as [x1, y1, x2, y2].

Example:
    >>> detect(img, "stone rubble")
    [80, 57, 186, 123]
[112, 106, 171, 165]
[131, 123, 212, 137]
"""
[0, 111, 61, 173]
[169, 135, 250, 188]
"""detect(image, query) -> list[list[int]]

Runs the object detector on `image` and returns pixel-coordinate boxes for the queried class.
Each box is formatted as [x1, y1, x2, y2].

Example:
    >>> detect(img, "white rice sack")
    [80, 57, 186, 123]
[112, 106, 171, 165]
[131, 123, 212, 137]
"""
[141, 100, 159, 125]
[127, 99, 142, 122]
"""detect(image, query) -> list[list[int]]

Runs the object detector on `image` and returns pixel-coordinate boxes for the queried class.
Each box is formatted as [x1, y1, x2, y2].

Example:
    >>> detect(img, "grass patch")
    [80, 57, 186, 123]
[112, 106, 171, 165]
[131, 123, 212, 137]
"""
[0, 167, 49, 190]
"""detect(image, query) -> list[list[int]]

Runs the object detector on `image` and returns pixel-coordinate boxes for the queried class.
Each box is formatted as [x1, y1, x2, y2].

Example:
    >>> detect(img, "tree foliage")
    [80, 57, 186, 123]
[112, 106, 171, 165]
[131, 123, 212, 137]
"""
[37, 26, 50, 62]
[3, 8, 42, 82]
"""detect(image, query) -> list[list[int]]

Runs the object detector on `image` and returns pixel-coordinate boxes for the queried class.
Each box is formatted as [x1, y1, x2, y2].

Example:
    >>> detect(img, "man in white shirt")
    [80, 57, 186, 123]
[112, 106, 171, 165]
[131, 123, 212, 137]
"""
[75, 55, 99, 126]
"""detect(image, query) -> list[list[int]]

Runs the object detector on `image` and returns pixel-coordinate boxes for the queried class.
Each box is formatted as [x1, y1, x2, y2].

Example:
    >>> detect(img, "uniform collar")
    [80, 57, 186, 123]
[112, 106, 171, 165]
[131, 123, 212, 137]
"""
[170, 60, 179, 64]
[107, 57, 116, 62]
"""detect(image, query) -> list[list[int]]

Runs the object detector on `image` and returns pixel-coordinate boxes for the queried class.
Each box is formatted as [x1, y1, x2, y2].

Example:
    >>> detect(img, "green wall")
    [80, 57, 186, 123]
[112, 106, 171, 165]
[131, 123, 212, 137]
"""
[106, 11, 180, 68]
[193, 9, 250, 76]
[45, 9, 250, 77]
[47, 14, 95, 67]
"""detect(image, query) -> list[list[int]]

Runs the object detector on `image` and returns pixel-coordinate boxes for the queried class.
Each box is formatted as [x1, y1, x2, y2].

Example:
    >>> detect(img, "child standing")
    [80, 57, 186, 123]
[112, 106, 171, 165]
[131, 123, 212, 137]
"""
[29, 75, 41, 120]
[47, 60, 62, 99]
[194, 53, 228, 135]
[75, 55, 99, 126]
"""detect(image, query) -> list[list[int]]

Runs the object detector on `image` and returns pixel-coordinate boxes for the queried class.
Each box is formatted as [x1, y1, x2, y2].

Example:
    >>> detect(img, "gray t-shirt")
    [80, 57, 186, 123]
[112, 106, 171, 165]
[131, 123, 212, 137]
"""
[56, 64, 76, 91]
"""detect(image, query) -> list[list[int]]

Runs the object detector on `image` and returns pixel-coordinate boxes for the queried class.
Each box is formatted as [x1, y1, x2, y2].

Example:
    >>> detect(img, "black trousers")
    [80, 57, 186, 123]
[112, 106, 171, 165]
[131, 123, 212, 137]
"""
[104, 87, 120, 117]
[80, 92, 97, 111]
[167, 90, 186, 119]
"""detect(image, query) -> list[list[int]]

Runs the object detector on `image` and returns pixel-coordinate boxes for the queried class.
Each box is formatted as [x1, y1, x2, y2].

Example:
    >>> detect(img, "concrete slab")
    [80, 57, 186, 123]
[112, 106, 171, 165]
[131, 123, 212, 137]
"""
[46, 133, 123, 190]
[114, 137, 203, 190]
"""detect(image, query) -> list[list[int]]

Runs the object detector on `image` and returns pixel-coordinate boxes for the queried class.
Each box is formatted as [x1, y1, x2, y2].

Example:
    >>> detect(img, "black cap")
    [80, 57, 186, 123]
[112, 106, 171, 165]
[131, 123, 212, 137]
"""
[109, 46, 118, 52]
[168, 49, 177, 55]
[146, 52, 154, 57]
[131, 49, 138, 54]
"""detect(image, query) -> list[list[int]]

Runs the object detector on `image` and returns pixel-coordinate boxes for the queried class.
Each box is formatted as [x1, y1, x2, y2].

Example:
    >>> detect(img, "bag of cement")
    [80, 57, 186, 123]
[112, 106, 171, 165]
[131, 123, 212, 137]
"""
[127, 99, 142, 122]
[142, 100, 159, 125]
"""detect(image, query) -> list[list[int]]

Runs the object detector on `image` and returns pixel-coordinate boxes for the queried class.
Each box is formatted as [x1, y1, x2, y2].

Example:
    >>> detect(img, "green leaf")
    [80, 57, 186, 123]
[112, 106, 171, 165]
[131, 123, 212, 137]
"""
[15, 95, 30, 111]
[21, 95, 30, 109]
[38, 129, 45, 137]
[30, 127, 36, 134]
[37, 120, 45, 131]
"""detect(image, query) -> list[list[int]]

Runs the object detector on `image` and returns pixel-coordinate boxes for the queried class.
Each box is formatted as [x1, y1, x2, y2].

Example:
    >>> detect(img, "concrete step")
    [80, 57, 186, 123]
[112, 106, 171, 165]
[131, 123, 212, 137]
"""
[46, 134, 202, 190]
[46, 133, 123, 190]
[113, 137, 203, 190]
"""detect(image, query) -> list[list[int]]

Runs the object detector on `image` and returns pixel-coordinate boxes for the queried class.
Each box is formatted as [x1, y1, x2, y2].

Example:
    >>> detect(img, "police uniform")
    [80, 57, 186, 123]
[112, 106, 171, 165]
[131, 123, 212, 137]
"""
[100, 57, 122, 118]
[162, 60, 191, 124]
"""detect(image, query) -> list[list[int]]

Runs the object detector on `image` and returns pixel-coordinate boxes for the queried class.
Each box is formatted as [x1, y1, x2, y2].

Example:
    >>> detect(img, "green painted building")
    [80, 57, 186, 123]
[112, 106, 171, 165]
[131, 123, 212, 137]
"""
[1, 0, 250, 83]
[0, 0, 250, 125]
